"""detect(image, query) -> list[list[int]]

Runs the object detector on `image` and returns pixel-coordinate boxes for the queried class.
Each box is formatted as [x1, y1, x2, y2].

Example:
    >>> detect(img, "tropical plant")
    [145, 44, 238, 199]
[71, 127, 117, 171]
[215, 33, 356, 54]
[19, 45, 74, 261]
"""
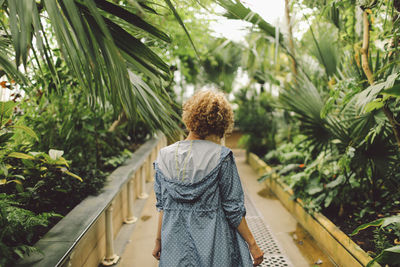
[226, 0, 400, 259]
[0, 0, 181, 136]
[351, 215, 400, 266]
[235, 88, 278, 156]
[202, 39, 242, 93]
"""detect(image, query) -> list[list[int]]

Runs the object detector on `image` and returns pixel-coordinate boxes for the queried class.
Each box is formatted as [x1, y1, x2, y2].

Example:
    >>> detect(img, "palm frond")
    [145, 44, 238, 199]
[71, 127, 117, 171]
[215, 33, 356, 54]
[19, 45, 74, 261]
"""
[279, 75, 332, 153]
[0, 52, 27, 83]
[2, 0, 181, 134]
[163, 0, 199, 58]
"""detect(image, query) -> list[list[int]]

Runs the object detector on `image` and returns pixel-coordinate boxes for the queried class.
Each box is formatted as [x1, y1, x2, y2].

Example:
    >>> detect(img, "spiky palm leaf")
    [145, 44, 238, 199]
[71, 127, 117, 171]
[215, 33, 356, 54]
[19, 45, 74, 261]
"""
[0, 0, 182, 136]
[215, 0, 285, 49]
[279, 75, 333, 154]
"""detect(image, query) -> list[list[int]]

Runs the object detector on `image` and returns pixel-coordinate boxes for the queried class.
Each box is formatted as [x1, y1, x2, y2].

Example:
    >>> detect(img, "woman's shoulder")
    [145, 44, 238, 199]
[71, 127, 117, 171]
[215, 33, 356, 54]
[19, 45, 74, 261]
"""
[157, 140, 232, 165]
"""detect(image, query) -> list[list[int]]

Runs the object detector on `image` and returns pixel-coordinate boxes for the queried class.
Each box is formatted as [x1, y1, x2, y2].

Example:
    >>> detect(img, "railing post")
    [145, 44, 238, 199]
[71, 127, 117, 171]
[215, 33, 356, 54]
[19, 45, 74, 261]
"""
[124, 178, 137, 224]
[147, 152, 154, 182]
[138, 164, 149, 199]
[102, 200, 120, 266]
[66, 251, 75, 267]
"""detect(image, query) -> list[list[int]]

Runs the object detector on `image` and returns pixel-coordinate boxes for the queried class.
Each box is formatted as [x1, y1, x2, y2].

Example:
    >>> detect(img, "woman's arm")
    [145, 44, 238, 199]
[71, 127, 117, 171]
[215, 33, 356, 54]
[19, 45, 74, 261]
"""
[152, 211, 163, 260]
[237, 217, 264, 266]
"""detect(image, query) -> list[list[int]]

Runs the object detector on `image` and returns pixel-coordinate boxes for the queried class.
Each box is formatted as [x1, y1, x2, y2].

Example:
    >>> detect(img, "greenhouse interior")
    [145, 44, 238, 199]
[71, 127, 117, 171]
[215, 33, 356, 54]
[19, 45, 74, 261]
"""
[1, 0, 400, 266]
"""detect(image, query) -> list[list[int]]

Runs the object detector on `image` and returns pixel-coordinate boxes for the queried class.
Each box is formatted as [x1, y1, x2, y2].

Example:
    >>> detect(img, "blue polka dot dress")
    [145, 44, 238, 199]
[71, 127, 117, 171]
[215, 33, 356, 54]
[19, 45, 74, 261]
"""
[153, 140, 253, 267]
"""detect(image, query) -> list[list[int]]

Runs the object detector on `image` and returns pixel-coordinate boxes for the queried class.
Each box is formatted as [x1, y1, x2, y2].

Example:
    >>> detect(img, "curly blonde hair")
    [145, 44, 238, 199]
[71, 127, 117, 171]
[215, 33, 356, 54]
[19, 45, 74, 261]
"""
[182, 90, 234, 138]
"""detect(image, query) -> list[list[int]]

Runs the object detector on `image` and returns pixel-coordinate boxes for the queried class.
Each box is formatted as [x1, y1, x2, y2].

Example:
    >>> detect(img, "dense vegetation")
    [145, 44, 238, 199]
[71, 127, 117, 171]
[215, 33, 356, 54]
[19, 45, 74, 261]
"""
[1, 0, 400, 266]
[0, 0, 181, 265]
[230, 1, 400, 265]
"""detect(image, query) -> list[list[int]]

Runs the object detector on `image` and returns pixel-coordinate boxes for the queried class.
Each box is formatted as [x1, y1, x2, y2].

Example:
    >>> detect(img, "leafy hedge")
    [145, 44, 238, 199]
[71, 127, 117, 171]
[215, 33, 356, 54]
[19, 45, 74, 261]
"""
[0, 61, 150, 265]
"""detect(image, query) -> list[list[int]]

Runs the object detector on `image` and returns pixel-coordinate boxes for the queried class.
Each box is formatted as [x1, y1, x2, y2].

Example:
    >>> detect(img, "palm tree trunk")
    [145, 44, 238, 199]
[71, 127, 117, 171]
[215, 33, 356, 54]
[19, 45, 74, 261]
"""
[360, 11, 373, 85]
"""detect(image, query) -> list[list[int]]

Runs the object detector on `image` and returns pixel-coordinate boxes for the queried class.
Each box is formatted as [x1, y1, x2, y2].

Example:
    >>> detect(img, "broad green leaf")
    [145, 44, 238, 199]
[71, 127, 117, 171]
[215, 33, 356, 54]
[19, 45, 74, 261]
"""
[8, 152, 35, 160]
[49, 149, 64, 160]
[351, 218, 384, 236]
[364, 99, 384, 113]
[11, 174, 25, 180]
[324, 191, 335, 207]
[0, 179, 6, 185]
[7, 179, 22, 185]
[306, 184, 324, 195]
[382, 83, 400, 97]
[326, 175, 345, 188]
[63, 170, 83, 182]
[55, 157, 69, 167]
[9, 125, 39, 141]
[367, 245, 400, 267]
[13, 248, 24, 259]
[381, 215, 400, 228]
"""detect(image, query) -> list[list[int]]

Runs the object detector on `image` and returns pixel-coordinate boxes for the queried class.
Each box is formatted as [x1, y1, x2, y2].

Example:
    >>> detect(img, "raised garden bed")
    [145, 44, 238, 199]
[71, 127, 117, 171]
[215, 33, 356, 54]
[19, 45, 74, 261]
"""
[247, 152, 380, 267]
[16, 134, 167, 267]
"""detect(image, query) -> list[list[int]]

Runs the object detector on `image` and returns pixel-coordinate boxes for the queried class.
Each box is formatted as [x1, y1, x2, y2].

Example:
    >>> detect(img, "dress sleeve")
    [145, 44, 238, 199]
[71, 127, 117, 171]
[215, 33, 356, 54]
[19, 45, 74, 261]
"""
[153, 169, 163, 211]
[153, 152, 163, 211]
[219, 152, 246, 228]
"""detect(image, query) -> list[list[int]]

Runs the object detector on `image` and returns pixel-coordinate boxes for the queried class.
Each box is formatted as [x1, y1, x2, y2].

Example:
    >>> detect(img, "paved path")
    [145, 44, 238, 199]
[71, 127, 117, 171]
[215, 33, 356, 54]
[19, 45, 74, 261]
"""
[116, 149, 335, 267]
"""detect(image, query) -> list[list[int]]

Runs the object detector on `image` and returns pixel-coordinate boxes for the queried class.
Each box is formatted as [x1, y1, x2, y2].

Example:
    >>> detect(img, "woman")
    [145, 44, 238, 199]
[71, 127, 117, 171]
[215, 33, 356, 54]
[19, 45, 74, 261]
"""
[152, 90, 264, 266]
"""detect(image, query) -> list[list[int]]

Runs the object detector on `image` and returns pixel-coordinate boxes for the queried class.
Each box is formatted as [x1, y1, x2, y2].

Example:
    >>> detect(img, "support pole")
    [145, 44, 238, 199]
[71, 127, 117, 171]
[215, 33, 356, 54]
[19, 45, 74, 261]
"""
[149, 150, 156, 182]
[124, 179, 137, 224]
[146, 155, 152, 182]
[66, 251, 75, 267]
[139, 164, 149, 199]
[102, 201, 120, 266]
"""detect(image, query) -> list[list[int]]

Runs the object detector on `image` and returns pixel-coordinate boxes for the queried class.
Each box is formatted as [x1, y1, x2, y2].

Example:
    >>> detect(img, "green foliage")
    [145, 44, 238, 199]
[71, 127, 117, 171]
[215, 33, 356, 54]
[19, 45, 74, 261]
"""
[0, 50, 150, 263]
[351, 215, 400, 266]
[202, 40, 242, 93]
[0, 193, 61, 266]
[0, 0, 182, 136]
[235, 88, 277, 156]
[218, 0, 400, 260]
[16, 59, 146, 213]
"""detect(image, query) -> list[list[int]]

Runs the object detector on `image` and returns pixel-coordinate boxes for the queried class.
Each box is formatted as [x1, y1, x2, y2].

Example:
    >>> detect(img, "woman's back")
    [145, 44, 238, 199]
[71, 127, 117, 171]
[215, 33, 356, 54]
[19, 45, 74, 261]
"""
[157, 140, 222, 184]
[153, 140, 253, 267]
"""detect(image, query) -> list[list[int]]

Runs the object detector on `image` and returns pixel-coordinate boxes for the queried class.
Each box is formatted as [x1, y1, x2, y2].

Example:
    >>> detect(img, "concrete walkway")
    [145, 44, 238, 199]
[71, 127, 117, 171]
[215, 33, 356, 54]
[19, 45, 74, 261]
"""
[116, 149, 335, 267]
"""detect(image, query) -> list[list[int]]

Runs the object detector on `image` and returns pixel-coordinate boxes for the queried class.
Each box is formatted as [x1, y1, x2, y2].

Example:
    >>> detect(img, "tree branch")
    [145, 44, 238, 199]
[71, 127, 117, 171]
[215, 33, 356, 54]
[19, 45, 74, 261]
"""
[360, 11, 374, 85]
[360, 10, 400, 149]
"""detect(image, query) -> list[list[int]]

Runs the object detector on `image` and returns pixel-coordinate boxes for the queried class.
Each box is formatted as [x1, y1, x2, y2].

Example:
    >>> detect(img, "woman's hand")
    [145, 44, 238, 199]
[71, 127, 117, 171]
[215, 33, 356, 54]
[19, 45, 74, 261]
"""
[152, 239, 161, 260]
[249, 243, 264, 266]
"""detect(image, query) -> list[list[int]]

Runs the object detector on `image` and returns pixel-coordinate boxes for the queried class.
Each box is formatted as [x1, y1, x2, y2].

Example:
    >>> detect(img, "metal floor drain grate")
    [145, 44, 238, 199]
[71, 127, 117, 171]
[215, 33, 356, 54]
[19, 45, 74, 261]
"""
[244, 192, 293, 267]
[247, 217, 282, 255]
[262, 255, 292, 267]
